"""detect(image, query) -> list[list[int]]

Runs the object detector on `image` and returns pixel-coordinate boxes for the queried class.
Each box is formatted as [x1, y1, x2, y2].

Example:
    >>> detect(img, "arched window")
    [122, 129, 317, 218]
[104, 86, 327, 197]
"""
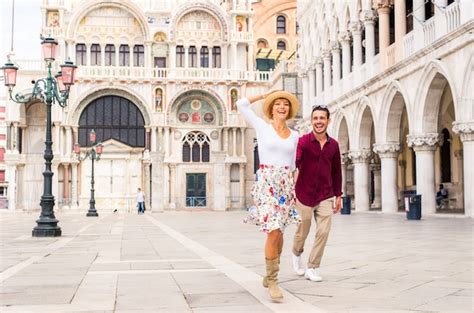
[75, 44, 86, 66]
[133, 45, 144, 67]
[119, 45, 130, 66]
[189, 46, 197, 67]
[105, 44, 115, 66]
[90, 44, 101, 66]
[276, 15, 286, 34]
[78, 96, 145, 147]
[277, 40, 286, 50]
[200, 46, 209, 67]
[182, 132, 210, 163]
[440, 128, 451, 183]
[212, 46, 221, 68]
[176, 45, 185, 67]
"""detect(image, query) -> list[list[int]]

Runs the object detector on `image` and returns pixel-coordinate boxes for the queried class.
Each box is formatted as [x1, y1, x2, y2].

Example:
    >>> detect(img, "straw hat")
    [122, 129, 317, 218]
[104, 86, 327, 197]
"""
[263, 91, 299, 120]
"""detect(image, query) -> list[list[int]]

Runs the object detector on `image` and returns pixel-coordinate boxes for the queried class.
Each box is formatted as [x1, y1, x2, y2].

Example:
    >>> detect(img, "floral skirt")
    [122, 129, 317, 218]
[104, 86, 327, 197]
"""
[244, 164, 301, 233]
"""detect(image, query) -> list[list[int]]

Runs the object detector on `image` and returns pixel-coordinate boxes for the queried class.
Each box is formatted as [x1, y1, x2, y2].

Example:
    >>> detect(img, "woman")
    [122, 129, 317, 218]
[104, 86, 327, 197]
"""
[236, 90, 300, 302]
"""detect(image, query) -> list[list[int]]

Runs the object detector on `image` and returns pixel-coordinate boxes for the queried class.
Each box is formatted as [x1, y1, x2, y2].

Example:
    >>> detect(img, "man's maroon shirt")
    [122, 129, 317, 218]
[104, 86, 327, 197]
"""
[295, 132, 342, 207]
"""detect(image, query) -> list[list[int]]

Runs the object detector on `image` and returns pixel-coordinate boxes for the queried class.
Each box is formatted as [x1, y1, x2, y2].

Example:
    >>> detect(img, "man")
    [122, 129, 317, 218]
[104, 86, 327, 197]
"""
[292, 104, 342, 282]
[137, 188, 145, 214]
[436, 184, 448, 207]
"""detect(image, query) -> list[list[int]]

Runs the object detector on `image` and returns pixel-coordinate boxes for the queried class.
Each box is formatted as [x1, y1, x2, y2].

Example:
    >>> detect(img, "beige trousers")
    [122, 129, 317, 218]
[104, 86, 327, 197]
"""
[292, 197, 334, 268]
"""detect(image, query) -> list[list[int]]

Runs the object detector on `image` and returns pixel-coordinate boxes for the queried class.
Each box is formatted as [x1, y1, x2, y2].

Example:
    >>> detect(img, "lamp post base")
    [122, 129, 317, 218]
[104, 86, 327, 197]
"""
[32, 219, 62, 237]
[86, 210, 99, 217]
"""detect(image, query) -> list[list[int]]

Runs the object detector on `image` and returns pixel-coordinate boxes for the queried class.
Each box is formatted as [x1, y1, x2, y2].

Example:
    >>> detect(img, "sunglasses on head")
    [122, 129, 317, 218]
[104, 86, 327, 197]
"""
[312, 104, 328, 110]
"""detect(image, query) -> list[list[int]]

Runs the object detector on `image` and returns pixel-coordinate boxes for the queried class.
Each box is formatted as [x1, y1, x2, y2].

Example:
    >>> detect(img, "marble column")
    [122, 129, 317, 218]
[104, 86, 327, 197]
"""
[164, 127, 170, 157]
[247, 43, 254, 70]
[308, 68, 316, 100]
[239, 163, 245, 208]
[225, 163, 231, 209]
[66, 126, 72, 157]
[196, 45, 201, 68]
[54, 123, 61, 155]
[377, 3, 392, 67]
[350, 22, 363, 68]
[394, 0, 406, 59]
[315, 60, 323, 96]
[232, 128, 237, 156]
[331, 42, 341, 84]
[302, 73, 309, 112]
[339, 32, 352, 78]
[184, 46, 189, 68]
[341, 154, 349, 195]
[151, 126, 157, 152]
[413, 0, 425, 50]
[86, 43, 91, 66]
[349, 150, 372, 211]
[100, 44, 106, 66]
[169, 164, 176, 207]
[169, 43, 176, 68]
[7, 165, 16, 211]
[370, 162, 382, 209]
[322, 50, 331, 90]
[66, 39, 75, 62]
[407, 134, 439, 215]
[71, 163, 78, 209]
[362, 10, 376, 63]
[453, 122, 474, 217]
[374, 143, 401, 213]
[63, 163, 70, 205]
[435, 0, 448, 37]
[240, 128, 245, 157]
[224, 128, 229, 157]
[143, 161, 151, 211]
[144, 41, 152, 68]
[231, 42, 238, 69]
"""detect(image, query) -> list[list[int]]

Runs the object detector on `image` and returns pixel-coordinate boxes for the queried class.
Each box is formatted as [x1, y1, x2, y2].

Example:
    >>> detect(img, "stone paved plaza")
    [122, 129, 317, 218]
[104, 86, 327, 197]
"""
[0, 210, 472, 313]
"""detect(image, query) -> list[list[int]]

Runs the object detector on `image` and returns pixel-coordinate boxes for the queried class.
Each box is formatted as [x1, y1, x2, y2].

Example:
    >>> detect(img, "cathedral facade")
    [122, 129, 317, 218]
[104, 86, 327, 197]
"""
[2, 0, 274, 212]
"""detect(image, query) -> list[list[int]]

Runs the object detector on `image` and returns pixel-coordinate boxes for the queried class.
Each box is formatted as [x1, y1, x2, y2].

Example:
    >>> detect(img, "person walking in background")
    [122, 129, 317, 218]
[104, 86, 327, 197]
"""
[137, 188, 145, 214]
[237, 90, 301, 302]
[291, 104, 342, 282]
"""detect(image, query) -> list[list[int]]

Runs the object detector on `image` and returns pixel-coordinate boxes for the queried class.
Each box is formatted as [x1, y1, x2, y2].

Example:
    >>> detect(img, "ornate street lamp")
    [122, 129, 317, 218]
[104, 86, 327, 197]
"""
[74, 129, 103, 217]
[1, 36, 77, 237]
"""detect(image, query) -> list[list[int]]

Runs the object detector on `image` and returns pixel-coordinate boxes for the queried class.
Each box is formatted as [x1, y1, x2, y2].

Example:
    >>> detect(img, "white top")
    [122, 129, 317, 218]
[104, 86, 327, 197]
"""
[137, 191, 145, 202]
[237, 98, 299, 171]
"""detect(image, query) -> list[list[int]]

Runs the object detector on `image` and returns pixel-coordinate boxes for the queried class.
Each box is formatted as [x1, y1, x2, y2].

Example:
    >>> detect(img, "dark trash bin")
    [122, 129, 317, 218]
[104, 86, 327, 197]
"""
[405, 194, 422, 220]
[341, 196, 351, 215]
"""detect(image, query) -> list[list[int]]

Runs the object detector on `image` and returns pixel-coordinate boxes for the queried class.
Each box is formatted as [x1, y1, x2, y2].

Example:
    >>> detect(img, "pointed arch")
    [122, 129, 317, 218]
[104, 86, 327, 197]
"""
[352, 96, 377, 149]
[379, 80, 412, 143]
[413, 60, 458, 134]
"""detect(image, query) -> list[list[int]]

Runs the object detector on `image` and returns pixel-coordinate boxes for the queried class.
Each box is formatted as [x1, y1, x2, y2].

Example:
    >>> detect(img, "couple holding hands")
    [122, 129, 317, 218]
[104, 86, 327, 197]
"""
[236, 90, 342, 302]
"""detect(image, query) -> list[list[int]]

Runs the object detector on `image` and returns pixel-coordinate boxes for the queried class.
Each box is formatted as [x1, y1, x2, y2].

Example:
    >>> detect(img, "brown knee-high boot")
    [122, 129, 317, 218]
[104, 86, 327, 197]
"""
[265, 258, 283, 302]
[263, 243, 283, 288]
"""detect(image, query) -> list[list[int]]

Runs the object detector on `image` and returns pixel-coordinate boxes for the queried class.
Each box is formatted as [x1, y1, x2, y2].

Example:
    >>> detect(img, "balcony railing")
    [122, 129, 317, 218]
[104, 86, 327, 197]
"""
[386, 44, 396, 67]
[403, 32, 415, 58]
[423, 18, 436, 46]
[445, 1, 461, 33]
[231, 32, 253, 42]
[75, 66, 271, 82]
[41, 27, 64, 37]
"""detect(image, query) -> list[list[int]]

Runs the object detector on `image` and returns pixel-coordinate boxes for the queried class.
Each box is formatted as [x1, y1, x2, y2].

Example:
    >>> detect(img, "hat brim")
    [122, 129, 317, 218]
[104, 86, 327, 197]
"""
[263, 91, 299, 120]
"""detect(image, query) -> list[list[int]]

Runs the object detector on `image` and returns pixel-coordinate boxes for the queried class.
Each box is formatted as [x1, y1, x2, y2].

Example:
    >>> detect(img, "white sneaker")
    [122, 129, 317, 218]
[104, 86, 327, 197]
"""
[292, 254, 305, 276]
[305, 268, 323, 282]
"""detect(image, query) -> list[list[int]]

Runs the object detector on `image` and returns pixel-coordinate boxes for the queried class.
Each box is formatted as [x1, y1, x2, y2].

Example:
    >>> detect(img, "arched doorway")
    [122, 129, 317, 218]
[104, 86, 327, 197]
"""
[77, 95, 146, 212]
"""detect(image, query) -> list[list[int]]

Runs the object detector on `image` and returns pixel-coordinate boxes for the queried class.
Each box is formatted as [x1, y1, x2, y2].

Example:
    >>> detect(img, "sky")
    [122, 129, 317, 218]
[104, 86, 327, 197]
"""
[1, 0, 42, 61]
